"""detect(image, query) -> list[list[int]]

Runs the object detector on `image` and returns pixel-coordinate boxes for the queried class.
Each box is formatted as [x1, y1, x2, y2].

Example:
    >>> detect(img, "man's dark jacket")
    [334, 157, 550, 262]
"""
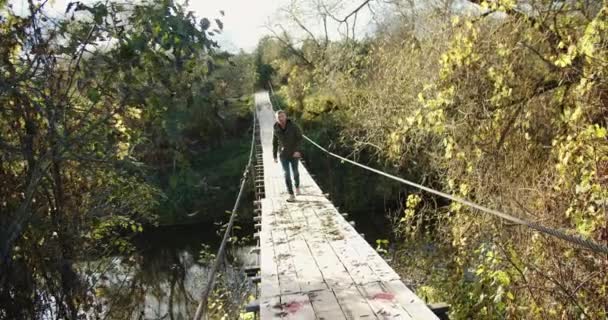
[272, 119, 303, 160]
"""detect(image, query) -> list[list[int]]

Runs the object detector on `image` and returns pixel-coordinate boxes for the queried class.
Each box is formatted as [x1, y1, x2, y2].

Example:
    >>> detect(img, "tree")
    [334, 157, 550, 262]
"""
[0, 0, 246, 317]
[258, 0, 608, 318]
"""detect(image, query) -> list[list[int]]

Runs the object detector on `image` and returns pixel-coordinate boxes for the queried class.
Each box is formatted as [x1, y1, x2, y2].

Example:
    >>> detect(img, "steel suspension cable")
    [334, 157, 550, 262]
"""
[302, 135, 608, 255]
[193, 107, 257, 320]
[267, 84, 608, 255]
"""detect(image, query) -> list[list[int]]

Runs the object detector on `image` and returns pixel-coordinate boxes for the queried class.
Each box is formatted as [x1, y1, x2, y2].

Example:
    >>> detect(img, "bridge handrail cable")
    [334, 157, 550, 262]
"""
[268, 82, 608, 255]
[193, 104, 257, 320]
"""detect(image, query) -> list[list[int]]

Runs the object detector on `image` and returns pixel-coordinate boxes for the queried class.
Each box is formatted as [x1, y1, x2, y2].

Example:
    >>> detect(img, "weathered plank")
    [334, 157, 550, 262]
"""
[309, 289, 347, 320]
[331, 239, 379, 285]
[361, 282, 413, 320]
[288, 238, 327, 292]
[334, 286, 377, 319]
[255, 91, 437, 320]
[272, 222, 300, 295]
[307, 240, 354, 289]
[351, 237, 400, 282]
[279, 293, 316, 320]
[260, 295, 282, 320]
[383, 280, 439, 319]
[260, 200, 280, 298]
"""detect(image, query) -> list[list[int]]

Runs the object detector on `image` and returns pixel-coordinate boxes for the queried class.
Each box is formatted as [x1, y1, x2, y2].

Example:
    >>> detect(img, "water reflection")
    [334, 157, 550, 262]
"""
[94, 224, 256, 320]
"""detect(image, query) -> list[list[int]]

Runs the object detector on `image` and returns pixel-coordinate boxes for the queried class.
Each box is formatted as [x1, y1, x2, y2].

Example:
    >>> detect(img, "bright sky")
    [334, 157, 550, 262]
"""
[188, 0, 289, 52]
[8, 0, 379, 53]
[7, 1, 491, 53]
[9, 0, 287, 52]
[192, 0, 376, 51]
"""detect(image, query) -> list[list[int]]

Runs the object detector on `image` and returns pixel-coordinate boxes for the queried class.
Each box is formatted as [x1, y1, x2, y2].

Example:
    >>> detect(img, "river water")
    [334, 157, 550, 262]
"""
[94, 145, 399, 319]
[90, 223, 257, 319]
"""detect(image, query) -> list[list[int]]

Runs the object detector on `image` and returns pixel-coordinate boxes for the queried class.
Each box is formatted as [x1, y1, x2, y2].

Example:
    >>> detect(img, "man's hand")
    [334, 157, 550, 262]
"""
[274, 158, 278, 163]
[293, 151, 301, 158]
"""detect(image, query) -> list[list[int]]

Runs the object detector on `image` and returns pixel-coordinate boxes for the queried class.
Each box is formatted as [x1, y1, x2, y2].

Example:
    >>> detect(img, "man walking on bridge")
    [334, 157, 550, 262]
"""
[272, 110, 303, 202]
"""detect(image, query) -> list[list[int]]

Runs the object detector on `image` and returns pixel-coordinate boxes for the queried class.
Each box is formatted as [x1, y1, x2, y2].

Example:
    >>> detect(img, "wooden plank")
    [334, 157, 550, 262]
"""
[281, 202, 308, 227]
[279, 293, 316, 320]
[308, 289, 347, 320]
[255, 92, 434, 320]
[306, 240, 354, 289]
[273, 226, 301, 295]
[260, 295, 282, 320]
[313, 205, 360, 240]
[360, 282, 413, 320]
[350, 236, 400, 282]
[260, 200, 280, 299]
[309, 205, 357, 242]
[334, 286, 378, 319]
[331, 239, 379, 285]
[383, 280, 439, 319]
[330, 224, 399, 282]
[277, 199, 332, 293]
[283, 202, 323, 241]
[288, 238, 327, 292]
[304, 203, 391, 287]
[282, 196, 370, 294]
[295, 206, 330, 241]
[287, 202, 344, 284]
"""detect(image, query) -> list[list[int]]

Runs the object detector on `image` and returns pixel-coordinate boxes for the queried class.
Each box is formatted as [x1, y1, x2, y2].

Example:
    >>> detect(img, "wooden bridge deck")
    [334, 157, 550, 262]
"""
[255, 92, 439, 320]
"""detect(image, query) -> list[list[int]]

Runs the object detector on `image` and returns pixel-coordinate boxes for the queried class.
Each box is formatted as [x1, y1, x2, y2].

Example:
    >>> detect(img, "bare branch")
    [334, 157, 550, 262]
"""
[267, 25, 315, 67]
[283, 7, 321, 48]
[320, 0, 373, 41]
[322, 14, 329, 48]
[331, 0, 373, 23]
[465, 0, 564, 48]
[352, 11, 358, 40]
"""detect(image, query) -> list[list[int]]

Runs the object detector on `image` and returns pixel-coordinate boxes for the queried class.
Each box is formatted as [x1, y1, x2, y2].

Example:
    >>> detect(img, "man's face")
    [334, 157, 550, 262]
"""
[277, 112, 287, 125]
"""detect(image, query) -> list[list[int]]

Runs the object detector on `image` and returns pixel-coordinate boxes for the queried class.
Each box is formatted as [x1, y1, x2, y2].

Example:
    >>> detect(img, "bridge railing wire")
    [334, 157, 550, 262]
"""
[193, 106, 257, 320]
[267, 82, 608, 256]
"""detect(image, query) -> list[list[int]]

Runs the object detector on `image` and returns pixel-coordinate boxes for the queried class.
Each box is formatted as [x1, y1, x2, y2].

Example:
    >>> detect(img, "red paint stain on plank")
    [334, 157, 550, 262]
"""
[372, 292, 395, 300]
[284, 301, 302, 313]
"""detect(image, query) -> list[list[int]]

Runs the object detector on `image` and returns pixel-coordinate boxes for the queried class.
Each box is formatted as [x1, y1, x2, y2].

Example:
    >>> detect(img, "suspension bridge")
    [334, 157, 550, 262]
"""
[194, 91, 608, 320]
[246, 92, 441, 319]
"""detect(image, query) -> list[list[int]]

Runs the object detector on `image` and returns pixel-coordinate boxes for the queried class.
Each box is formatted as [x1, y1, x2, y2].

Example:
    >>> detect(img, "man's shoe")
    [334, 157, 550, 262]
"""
[295, 187, 301, 195]
[287, 194, 296, 202]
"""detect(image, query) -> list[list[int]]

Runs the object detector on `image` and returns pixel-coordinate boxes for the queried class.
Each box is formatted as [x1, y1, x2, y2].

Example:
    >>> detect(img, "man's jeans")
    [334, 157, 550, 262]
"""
[280, 157, 300, 195]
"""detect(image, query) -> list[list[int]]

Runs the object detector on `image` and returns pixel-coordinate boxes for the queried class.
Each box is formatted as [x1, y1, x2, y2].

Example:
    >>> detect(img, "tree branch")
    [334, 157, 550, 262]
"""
[267, 25, 315, 67]
[284, 8, 321, 49]
[0, 139, 22, 153]
[321, 0, 373, 41]
[333, 0, 373, 23]
[465, 0, 564, 48]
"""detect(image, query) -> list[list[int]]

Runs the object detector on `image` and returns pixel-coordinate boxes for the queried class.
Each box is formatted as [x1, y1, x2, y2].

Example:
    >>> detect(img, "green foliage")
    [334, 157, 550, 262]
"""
[157, 137, 253, 225]
[199, 244, 217, 265]
[206, 273, 253, 320]
[0, 0, 254, 317]
[375, 239, 390, 255]
[398, 194, 423, 238]
[259, 1, 608, 319]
